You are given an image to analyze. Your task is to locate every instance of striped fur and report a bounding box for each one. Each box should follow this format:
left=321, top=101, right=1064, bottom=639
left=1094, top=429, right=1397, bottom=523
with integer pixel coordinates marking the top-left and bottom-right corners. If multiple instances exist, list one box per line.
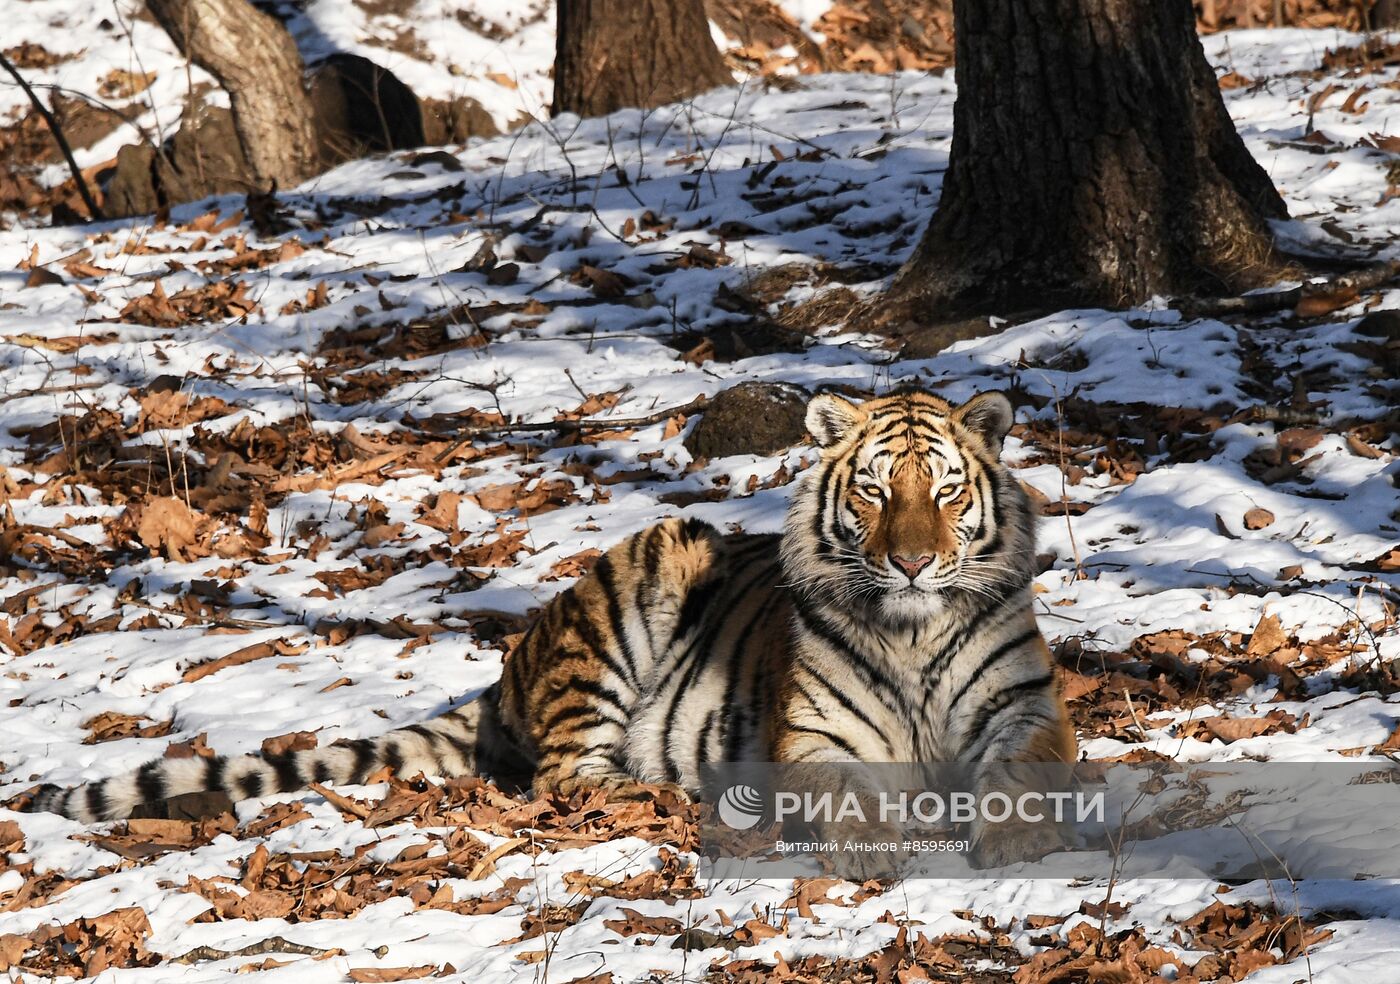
left=32, top=387, right=1073, bottom=825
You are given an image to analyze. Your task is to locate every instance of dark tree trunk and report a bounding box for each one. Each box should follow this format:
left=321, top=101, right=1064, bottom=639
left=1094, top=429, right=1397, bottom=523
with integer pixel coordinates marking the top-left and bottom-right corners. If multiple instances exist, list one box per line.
left=1372, top=0, right=1400, bottom=27
left=552, top=0, right=733, bottom=117
left=883, top=0, right=1289, bottom=326
left=146, top=0, right=320, bottom=189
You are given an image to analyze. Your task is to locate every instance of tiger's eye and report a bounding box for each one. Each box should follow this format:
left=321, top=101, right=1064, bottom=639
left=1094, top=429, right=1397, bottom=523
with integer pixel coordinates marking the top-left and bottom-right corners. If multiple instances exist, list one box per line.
left=937, top=484, right=967, bottom=504
left=860, top=484, right=884, bottom=500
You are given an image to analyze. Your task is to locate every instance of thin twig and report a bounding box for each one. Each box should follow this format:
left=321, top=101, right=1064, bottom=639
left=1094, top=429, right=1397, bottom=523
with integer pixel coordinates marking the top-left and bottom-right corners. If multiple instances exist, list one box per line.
left=124, top=597, right=284, bottom=630
left=1176, top=258, right=1400, bottom=320
left=433, top=395, right=709, bottom=464
left=173, top=936, right=340, bottom=964
left=1122, top=688, right=1149, bottom=742
left=0, top=51, right=103, bottom=220
left=0, top=381, right=103, bottom=405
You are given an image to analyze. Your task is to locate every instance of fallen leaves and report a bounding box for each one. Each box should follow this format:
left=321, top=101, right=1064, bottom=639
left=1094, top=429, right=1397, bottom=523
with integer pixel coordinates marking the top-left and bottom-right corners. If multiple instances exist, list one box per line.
left=24, top=265, right=62, bottom=287
left=98, top=68, right=156, bottom=99
left=470, top=477, right=579, bottom=516
left=1367, top=546, right=1400, bottom=573
left=1176, top=709, right=1301, bottom=744
left=1055, top=621, right=1345, bottom=743
left=603, top=907, right=685, bottom=938
left=0, top=820, right=25, bottom=853
left=88, top=815, right=235, bottom=860
left=136, top=389, right=231, bottom=431
left=16, top=907, right=158, bottom=978
left=1246, top=612, right=1288, bottom=656
left=415, top=490, right=463, bottom=534
left=573, top=263, right=632, bottom=298
left=118, top=279, right=257, bottom=326
left=83, top=711, right=173, bottom=744
left=262, top=730, right=318, bottom=756
left=134, top=496, right=200, bottom=561
left=183, top=638, right=308, bottom=683
left=1008, top=897, right=1333, bottom=984
left=544, top=548, right=601, bottom=580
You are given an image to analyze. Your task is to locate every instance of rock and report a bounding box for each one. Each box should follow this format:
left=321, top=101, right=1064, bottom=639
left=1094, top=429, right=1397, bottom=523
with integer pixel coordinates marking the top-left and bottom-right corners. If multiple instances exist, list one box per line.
left=105, top=54, right=431, bottom=218
left=421, top=95, right=500, bottom=144
left=104, top=103, right=254, bottom=219
left=684, top=382, right=809, bottom=460
left=1355, top=309, right=1400, bottom=340
left=409, top=149, right=463, bottom=172
left=309, top=53, right=425, bottom=165
left=102, top=144, right=161, bottom=218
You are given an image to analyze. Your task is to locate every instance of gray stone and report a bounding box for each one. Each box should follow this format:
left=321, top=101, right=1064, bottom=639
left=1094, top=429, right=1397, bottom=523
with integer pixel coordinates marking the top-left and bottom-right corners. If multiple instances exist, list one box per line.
left=684, top=382, right=810, bottom=460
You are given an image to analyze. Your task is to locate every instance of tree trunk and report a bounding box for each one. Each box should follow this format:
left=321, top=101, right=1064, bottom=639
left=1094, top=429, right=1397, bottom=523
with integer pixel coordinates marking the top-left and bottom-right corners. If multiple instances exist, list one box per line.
left=146, top=0, right=320, bottom=189
left=1372, top=0, right=1400, bottom=27
left=882, top=0, right=1289, bottom=325
left=552, top=0, right=733, bottom=117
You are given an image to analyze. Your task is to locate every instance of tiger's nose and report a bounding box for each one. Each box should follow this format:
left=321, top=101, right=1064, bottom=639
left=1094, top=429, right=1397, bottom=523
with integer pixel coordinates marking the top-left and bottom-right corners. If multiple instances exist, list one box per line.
left=889, top=553, right=934, bottom=579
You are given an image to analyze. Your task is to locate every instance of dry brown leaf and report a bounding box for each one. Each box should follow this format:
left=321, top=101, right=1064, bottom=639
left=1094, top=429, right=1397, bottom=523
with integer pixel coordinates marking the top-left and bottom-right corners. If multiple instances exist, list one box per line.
left=83, top=711, right=173, bottom=744
left=184, top=638, right=306, bottom=683
left=1369, top=546, right=1400, bottom=572
left=1246, top=612, right=1287, bottom=656
left=1296, top=284, right=1360, bottom=317
left=1345, top=433, right=1384, bottom=459
left=603, top=907, right=685, bottom=938
left=1187, top=710, right=1298, bottom=743
left=576, top=264, right=629, bottom=298
left=361, top=523, right=405, bottom=547
left=455, top=526, right=530, bottom=568
left=1377, top=724, right=1400, bottom=753
left=24, top=266, right=62, bottom=288
left=0, top=820, right=24, bottom=853
left=416, top=491, right=463, bottom=533
left=545, top=548, right=601, bottom=581
left=0, top=935, right=29, bottom=972
left=1243, top=507, right=1275, bottom=530
left=164, top=732, right=215, bottom=758
left=135, top=496, right=200, bottom=561
left=262, top=730, right=318, bottom=756
left=237, top=889, right=296, bottom=920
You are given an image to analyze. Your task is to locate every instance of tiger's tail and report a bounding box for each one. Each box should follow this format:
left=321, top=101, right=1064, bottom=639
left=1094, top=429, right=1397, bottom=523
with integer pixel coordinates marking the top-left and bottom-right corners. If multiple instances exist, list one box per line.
left=30, top=686, right=521, bottom=823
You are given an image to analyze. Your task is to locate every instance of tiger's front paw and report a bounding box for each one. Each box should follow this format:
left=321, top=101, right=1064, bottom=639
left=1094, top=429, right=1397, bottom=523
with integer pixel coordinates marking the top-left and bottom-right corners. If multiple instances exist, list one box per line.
left=820, top=819, right=906, bottom=881
left=549, top=774, right=692, bottom=806
left=604, top=779, right=693, bottom=805
left=969, top=818, right=1067, bottom=869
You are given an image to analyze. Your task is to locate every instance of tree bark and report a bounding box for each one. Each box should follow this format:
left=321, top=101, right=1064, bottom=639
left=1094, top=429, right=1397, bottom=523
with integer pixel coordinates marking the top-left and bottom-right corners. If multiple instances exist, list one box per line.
left=1372, top=0, right=1400, bottom=27
left=146, top=0, right=320, bottom=189
left=882, top=0, right=1289, bottom=325
left=552, top=0, right=734, bottom=117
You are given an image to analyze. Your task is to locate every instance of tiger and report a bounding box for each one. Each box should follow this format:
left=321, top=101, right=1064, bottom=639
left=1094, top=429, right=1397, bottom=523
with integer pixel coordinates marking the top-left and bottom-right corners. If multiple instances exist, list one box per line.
left=30, top=387, right=1075, bottom=865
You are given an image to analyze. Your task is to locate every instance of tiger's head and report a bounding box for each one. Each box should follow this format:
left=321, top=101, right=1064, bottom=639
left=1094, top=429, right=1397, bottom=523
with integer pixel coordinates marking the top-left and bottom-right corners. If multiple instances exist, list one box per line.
left=781, top=387, right=1034, bottom=624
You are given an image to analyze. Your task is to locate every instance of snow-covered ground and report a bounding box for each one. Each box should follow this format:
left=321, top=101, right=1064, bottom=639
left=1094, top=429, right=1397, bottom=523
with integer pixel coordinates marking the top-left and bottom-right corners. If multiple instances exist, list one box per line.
left=2, top=12, right=1400, bottom=984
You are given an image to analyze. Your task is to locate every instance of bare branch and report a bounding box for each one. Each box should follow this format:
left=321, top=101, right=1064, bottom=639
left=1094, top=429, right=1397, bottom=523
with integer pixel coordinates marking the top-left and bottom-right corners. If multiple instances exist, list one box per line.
left=0, top=51, right=104, bottom=220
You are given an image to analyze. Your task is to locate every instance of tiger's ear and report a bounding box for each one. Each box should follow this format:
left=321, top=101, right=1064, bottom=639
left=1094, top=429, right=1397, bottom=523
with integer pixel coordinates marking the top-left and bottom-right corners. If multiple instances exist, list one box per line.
left=805, top=393, right=863, bottom=447
left=954, top=391, right=1014, bottom=454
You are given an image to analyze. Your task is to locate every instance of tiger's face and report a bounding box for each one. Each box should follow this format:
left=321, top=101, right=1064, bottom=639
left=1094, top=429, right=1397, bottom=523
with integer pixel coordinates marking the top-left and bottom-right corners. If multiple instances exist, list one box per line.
left=783, top=387, right=1030, bottom=623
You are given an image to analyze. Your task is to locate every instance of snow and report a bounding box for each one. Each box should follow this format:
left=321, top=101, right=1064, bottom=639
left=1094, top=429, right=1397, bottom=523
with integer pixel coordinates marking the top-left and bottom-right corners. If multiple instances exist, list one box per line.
left=2, top=11, right=1400, bottom=984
